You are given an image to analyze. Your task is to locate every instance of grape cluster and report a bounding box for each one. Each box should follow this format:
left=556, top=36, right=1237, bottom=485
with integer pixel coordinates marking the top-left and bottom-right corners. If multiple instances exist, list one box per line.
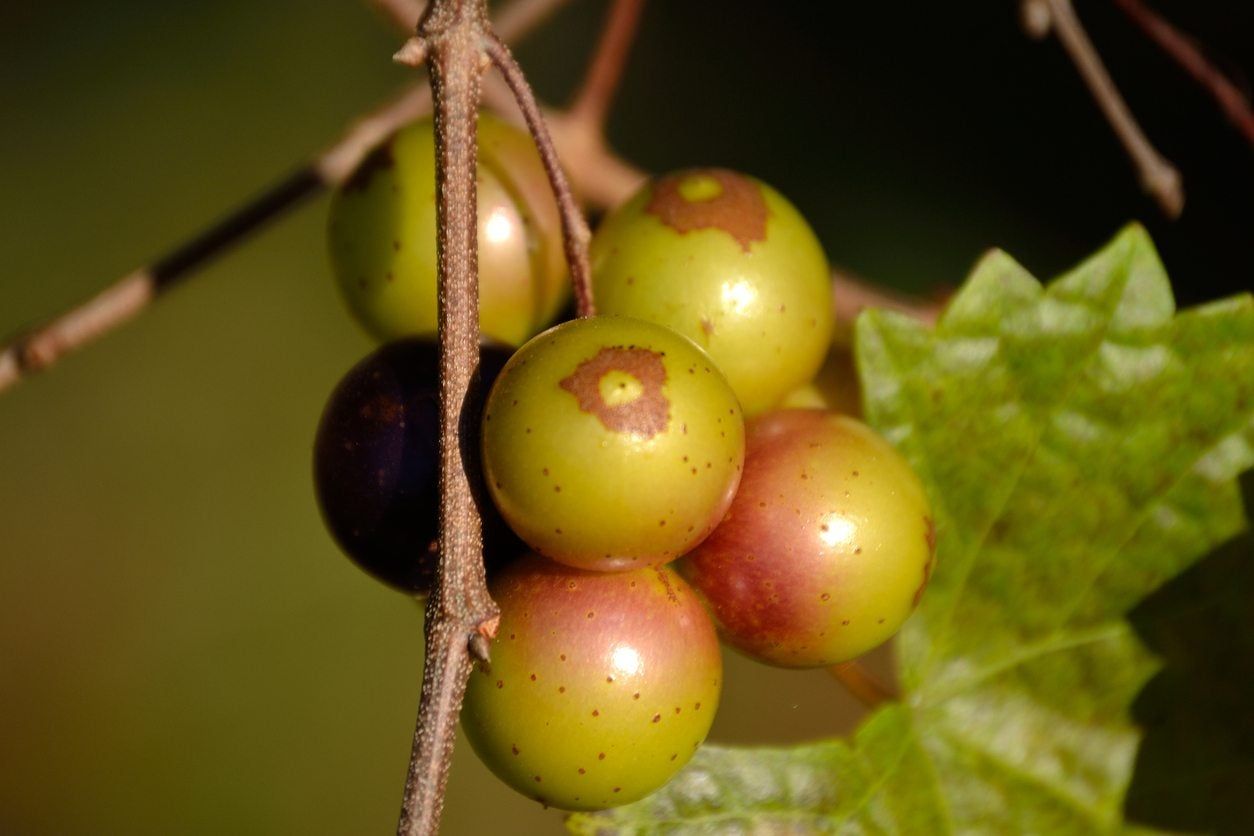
left=314, top=125, right=936, bottom=811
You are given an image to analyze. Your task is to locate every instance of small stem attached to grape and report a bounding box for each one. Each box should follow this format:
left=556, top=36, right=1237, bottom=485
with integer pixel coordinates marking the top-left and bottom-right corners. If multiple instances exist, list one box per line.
left=484, top=34, right=596, bottom=318
left=567, top=0, right=647, bottom=133
left=828, top=661, right=896, bottom=710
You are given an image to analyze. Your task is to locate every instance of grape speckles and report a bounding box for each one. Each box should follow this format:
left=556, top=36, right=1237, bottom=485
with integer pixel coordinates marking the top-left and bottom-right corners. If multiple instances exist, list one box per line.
left=482, top=316, right=744, bottom=571
left=680, top=410, right=935, bottom=667
left=461, top=556, right=722, bottom=810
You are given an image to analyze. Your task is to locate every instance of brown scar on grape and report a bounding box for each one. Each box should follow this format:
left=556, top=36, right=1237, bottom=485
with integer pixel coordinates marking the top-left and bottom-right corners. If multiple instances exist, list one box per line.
left=914, top=550, right=936, bottom=609
left=912, top=517, right=938, bottom=608
left=342, top=142, right=395, bottom=193
left=655, top=569, right=679, bottom=604
left=559, top=347, right=670, bottom=437
left=645, top=169, right=768, bottom=252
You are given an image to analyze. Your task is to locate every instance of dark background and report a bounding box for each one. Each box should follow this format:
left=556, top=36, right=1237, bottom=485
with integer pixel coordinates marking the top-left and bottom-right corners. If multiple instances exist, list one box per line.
left=1, top=1, right=1249, bottom=833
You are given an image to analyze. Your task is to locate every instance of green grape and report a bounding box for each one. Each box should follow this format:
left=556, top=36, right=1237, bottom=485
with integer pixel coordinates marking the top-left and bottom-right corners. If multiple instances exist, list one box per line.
left=680, top=409, right=936, bottom=667
left=590, top=168, right=834, bottom=415
left=462, top=555, right=722, bottom=810
left=481, top=315, right=745, bottom=571
left=327, top=113, right=567, bottom=346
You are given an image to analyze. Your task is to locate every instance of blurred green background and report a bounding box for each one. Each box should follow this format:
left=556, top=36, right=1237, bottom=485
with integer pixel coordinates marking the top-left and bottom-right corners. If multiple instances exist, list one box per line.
left=1, top=1, right=1249, bottom=834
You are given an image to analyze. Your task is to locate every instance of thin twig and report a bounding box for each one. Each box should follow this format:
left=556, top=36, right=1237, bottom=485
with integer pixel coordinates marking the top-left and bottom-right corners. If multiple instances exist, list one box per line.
left=0, top=166, right=326, bottom=394
left=831, top=270, right=943, bottom=334
left=828, top=661, right=895, bottom=709
left=480, top=55, right=648, bottom=209
left=567, top=0, right=646, bottom=130
left=0, top=0, right=570, bottom=397
left=1039, top=0, right=1184, bottom=218
left=394, top=4, right=499, bottom=834
left=541, top=0, right=649, bottom=211
left=1113, top=0, right=1254, bottom=147
left=482, top=34, right=596, bottom=317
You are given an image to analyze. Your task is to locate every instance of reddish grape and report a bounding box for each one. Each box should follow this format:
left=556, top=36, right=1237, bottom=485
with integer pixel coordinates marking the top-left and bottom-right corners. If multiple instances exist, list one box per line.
left=681, top=410, right=935, bottom=667
left=462, top=555, right=722, bottom=810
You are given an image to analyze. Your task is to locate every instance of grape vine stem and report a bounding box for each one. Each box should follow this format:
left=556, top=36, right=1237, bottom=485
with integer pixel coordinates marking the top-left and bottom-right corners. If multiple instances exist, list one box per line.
left=394, top=4, right=498, bottom=836
left=0, top=0, right=571, bottom=396
left=480, top=34, right=595, bottom=317
left=567, top=0, right=644, bottom=131
left=1112, top=0, right=1254, bottom=148
left=828, top=661, right=895, bottom=710
left=1022, top=0, right=1183, bottom=218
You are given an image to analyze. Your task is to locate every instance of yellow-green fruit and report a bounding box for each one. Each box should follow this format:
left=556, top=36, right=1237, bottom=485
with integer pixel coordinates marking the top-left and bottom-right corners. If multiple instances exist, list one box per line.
left=462, top=556, right=722, bottom=810
left=327, top=114, right=567, bottom=345
left=591, top=168, right=833, bottom=415
left=482, top=315, right=745, bottom=571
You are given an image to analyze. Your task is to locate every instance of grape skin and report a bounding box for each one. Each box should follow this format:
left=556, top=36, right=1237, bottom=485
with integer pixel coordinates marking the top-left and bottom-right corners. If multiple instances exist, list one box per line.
left=313, top=338, right=517, bottom=593
left=681, top=409, right=936, bottom=667
left=591, top=168, right=834, bottom=415
left=327, top=114, right=568, bottom=346
left=461, top=555, right=722, bottom=810
left=481, top=315, right=745, bottom=572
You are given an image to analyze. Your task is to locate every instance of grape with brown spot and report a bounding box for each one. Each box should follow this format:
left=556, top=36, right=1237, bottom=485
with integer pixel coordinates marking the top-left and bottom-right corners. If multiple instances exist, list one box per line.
left=481, top=316, right=745, bottom=571
left=461, top=555, right=722, bottom=810
left=680, top=410, right=936, bottom=667
left=591, top=168, right=834, bottom=415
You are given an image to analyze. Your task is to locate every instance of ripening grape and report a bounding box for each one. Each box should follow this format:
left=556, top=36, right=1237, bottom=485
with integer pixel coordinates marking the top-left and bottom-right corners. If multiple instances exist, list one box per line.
left=590, top=168, right=833, bottom=415
left=313, top=338, right=518, bottom=593
left=680, top=409, right=935, bottom=667
left=327, top=113, right=568, bottom=346
left=461, top=555, right=722, bottom=810
left=481, top=315, right=745, bottom=571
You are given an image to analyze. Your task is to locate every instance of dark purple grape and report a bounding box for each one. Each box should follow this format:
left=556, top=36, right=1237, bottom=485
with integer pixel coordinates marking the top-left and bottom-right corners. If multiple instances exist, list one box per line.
left=314, top=338, right=517, bottom=593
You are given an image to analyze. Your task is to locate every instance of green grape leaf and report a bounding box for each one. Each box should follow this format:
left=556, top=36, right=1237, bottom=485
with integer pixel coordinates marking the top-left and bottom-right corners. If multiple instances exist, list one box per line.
left=568, top=225, right=1254, bottom=835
